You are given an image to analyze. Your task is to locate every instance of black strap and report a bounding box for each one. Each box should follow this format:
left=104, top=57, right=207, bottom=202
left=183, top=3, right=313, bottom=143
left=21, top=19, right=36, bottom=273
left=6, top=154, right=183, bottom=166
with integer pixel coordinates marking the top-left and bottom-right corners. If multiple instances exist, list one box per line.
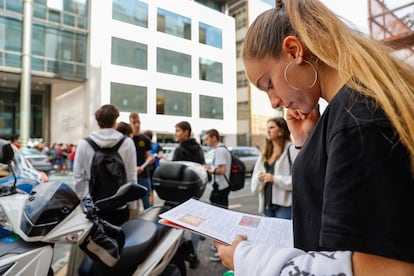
left=287, top=144, right=293, bottom=174
left=85, top=136, right=126, bottom=152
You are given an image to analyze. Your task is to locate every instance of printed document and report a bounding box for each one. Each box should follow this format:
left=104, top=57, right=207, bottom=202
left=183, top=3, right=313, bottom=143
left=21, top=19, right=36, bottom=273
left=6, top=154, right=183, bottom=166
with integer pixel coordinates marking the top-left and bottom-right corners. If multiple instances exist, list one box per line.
left=159, top=198, right=293, bottom=247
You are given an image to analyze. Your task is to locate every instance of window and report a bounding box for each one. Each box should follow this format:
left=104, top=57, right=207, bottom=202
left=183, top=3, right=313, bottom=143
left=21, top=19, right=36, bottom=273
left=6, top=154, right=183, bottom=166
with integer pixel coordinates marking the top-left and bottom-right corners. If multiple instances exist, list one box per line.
left=237, top=102, right=249, bottom=120
left=156, top=89, right=191, bottom=117
left=111, top=37, right=147, bottom=70
left=199, top=95, right=223, bottom=119
left=236, top=40, right=243, bottom=58
left=157, top=8, right=191, bottom=40
left=199, top=22, right=222, bottom=49
left=237, top=71, right=248, bottom=88
left=199, top=58, right=222, bottom=83
left=111, top=82, right=147, bottom=113
left=230, top=4, right=246, bottom=30
left=157, top=48, right=191, bottom=78
left=112, top=0, right=148, bottom=28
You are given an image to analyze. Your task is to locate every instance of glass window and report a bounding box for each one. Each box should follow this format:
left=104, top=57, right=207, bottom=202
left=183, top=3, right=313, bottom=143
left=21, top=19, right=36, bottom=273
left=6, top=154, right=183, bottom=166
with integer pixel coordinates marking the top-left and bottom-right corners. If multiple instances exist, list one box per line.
left=237, top=102, right=249, bottom=120
left=199, top=58, right=222, bottom=83
left=237, top=71, right=248, bottom=88
left=157, top=8, right=191, bottom=40
left=49, top=10, right=61, bottom=23
left=60, top=30, right=86, bottom=63
left=64, top=0, right=88, bottom=16
left=32, top=24, right=46, bottom=56
left=236, top=40, right=243, bottom=58
left=156, top=89, right=191, bottom=117
left=111, top=82, right=147, bottom=113
left=199, top=22, right=222, bottom=49
left=5, top=53, right=21, bottom=68
left=157, top=48, right=191, bottom=78
left=5, top=18, right=22, bottom=52
left=0, top=18, right=5, bottom=51
left=111, top=37, right=147, bottom=70
left=34, top=3, right=47, bottom=19
left=6, top=0, right=23, bottom=13
left=199, top=95, right=223, bottom=119
left=112, top=0, right=148, bottom=28
left=230, top=4, right=246, bottom=30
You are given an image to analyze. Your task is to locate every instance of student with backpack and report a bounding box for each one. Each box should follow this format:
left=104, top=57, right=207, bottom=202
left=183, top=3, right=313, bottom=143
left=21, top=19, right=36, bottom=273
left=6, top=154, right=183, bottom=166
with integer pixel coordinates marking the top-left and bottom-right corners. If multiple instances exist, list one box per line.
left=73, top=104, right=137, bottom=226
left=203, top=128, right=232, bottom=262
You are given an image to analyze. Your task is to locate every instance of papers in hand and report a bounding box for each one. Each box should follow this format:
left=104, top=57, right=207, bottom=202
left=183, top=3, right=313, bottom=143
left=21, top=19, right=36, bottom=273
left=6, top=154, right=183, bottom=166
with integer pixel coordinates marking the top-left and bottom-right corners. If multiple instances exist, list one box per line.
left=159, top=198, right=293, bottom=247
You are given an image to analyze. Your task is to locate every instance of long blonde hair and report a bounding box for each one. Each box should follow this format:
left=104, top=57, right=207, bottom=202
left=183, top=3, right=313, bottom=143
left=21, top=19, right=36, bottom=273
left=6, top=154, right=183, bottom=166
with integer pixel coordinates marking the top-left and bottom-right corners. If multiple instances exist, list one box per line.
left=243, top=0, right=414, bottom=171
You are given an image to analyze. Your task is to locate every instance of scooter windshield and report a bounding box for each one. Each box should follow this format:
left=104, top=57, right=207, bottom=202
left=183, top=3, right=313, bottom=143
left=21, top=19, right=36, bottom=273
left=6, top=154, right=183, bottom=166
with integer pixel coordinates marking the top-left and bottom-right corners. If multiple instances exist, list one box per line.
left=21, top=182, right=80, bottom=237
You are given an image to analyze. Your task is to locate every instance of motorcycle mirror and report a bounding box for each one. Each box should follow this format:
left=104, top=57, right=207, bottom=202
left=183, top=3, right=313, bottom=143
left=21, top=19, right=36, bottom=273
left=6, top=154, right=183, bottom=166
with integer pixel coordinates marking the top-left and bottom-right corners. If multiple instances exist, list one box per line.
left=115, top=182, right=147, bottom=202
left=0, top=142, right=14, bottom=164
left=95, top=183, right=147, bottom=211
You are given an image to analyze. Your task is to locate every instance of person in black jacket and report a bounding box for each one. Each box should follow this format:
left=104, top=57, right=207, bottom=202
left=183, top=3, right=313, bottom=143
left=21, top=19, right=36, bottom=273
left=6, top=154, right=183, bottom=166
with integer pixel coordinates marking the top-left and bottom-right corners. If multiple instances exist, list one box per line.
left=172, top=121, right=205, bottom=269
left=172, top=121, right=205, bottom=165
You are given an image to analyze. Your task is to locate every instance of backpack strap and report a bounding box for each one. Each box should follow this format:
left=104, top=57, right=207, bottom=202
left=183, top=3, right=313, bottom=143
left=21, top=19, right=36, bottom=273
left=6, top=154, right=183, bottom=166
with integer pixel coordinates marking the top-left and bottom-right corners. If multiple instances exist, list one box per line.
left=217, top=145, right=231, bottom=186
left=111, top=136, right=126, bottom=152
left=84, top=136, right=126, bottom=152
left=85, top=137, right=100, bottom=152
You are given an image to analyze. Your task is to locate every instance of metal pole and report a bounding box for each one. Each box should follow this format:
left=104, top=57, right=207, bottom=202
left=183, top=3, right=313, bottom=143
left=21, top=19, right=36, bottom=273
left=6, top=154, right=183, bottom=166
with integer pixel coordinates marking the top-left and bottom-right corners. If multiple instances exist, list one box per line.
left=20, top=0, right=33, bottom=149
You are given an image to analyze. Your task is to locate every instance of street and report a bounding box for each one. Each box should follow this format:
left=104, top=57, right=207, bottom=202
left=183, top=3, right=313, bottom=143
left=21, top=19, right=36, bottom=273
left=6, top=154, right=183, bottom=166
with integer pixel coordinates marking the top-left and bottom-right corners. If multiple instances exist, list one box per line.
left=49, top=173, right=259, bottom=276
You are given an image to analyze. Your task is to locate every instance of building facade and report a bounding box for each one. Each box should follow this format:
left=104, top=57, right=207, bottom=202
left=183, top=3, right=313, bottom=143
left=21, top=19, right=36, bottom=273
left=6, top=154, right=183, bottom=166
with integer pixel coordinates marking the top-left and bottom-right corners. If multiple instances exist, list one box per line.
left=1, top=0, right=237, bottom=146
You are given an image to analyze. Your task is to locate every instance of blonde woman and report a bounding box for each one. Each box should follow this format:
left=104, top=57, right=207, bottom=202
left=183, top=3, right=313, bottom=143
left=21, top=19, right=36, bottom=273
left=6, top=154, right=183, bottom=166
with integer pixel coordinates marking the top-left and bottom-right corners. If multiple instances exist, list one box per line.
left=251, top=117, right=298, bottom=218
left=216, top=0, right=414, bottom=275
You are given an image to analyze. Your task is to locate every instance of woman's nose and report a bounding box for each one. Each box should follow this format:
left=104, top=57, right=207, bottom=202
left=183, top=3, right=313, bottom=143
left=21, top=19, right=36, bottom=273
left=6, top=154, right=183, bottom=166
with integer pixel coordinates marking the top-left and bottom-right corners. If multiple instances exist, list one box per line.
left=268, top=94, right=282, bottom=109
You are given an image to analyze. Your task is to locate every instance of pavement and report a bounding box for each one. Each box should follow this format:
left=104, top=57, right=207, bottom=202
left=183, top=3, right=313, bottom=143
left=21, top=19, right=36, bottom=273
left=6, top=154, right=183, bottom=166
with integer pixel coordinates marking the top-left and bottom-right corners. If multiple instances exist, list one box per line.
left=48, top=172, right=258, bottom=276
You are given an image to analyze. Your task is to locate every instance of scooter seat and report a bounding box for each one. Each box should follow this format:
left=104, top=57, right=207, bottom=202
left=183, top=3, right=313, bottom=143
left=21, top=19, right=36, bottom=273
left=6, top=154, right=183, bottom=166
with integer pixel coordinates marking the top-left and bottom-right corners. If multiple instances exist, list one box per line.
left=115, top=218, right=158, bottom=271
left=79, top=218, right=158, bottom=275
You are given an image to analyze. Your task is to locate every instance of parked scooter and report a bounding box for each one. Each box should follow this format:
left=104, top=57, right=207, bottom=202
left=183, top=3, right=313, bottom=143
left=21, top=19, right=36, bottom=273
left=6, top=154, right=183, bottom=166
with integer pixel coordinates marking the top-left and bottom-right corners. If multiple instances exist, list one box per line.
left=0, top=141, right=146, bottom=275
left=0, top=139, right=208, bottom=276
left=74, top=160, right=209, bottom=275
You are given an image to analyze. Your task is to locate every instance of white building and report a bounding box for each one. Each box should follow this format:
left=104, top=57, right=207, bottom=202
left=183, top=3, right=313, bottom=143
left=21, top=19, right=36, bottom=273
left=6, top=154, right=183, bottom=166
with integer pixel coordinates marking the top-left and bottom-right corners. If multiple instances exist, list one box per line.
left=0, top=0, right=237, bottom=146
left=53, top=0, right=237, bottom=145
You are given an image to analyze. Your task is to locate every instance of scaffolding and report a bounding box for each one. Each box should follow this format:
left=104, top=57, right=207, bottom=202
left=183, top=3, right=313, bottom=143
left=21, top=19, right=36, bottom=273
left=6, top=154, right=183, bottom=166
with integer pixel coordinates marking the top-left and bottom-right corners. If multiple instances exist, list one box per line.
left=368, top=0, right=414, bottom=66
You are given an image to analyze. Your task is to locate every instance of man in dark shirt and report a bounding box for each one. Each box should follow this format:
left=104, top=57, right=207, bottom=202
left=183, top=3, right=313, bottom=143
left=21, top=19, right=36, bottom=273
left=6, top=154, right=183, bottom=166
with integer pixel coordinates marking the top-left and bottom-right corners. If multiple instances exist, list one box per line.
left=172, top=121, right=205, bottom=164
left=172, top=121, right=205, bottom=268
left=129, top=112, right=154, bottom=211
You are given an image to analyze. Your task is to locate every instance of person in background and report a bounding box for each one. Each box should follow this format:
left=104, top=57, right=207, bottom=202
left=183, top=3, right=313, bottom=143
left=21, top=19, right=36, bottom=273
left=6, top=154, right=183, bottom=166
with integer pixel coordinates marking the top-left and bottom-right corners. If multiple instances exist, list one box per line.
left=251, top=117, right=298, bottom=219
left=203, top=128, right=231, bottom=262
left=172, top=121, right=205, bottom=164
left=74, top=104, right=137, bottom=225
left=129, top=112, right=155, bottom=210
left=216, top=1, right=414, bottom=275
left=143, top=129, right=164, bottom=205
left=116, top=121, right=133, bottom=137
left=172, top=121, right=205, bottom=269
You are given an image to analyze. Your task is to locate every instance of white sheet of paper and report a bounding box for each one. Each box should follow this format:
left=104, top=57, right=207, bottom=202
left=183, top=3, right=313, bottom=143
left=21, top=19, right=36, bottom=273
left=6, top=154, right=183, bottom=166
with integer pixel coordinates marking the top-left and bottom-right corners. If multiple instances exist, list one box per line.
left=159, top=198, right=293, bottom=247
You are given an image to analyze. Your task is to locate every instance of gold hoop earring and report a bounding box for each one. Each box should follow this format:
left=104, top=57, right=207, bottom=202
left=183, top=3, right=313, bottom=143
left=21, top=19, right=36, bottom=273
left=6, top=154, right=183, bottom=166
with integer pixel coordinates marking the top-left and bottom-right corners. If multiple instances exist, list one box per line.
left=283, top=60, right=318, bottom=91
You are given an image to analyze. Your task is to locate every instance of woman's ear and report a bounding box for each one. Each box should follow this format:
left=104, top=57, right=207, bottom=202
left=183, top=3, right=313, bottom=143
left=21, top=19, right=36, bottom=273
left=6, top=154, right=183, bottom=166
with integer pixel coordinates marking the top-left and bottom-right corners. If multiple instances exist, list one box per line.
left=282, top=36, right=304, bottom=64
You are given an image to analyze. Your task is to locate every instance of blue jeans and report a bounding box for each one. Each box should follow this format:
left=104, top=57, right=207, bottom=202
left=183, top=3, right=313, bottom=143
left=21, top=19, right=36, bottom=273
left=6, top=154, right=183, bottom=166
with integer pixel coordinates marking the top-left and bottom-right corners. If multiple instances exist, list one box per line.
left=139, top=177, right=152, bottom=210
left=265, top=205, right=292, bottom=219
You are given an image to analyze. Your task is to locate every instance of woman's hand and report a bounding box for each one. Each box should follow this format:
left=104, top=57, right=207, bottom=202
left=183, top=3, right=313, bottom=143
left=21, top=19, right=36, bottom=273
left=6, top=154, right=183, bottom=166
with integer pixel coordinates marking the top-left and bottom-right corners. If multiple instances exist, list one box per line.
left=286, top=105, right=320, bottom=146
left=215, top=234, right=248, bottom=270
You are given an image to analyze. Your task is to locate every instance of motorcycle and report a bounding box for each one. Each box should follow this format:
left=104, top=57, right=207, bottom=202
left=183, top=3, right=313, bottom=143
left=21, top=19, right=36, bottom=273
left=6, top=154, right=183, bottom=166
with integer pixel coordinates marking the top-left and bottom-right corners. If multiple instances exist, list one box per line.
left=0, top=140, right=208, bottom=276
left=74, top=160, right=209, bottom=276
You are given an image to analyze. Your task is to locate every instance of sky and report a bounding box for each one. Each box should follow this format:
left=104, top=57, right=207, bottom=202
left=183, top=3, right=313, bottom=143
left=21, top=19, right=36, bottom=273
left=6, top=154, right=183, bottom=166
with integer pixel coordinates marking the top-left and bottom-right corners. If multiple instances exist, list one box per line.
left=320, top=0, right=369, bottom=33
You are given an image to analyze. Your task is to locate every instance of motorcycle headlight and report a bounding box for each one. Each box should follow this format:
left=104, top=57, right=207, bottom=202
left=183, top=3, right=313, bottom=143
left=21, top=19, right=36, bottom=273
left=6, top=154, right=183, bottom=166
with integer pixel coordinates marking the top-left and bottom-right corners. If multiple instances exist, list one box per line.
left=0, top=205, right=13, bottom=237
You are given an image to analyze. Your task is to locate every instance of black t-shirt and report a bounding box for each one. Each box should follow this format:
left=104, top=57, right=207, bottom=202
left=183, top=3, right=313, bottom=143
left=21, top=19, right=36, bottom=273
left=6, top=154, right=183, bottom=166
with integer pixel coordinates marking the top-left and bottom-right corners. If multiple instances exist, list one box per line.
left=293, top=86, right=414, bottom=263
left=132, top=134, right=152, bottom=178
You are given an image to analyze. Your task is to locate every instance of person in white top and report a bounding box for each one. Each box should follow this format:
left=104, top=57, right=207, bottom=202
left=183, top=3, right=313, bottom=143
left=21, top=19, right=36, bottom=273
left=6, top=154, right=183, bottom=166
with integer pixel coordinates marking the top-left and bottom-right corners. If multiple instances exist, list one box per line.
left=251, top=117, right=299, bottom=218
